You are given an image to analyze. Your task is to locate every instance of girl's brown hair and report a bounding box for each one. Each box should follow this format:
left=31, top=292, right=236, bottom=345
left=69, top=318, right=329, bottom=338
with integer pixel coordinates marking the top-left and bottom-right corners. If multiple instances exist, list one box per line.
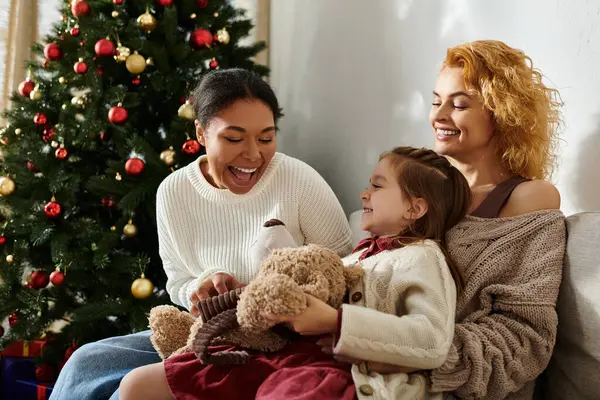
left=381, top=146, right=471, bottom=292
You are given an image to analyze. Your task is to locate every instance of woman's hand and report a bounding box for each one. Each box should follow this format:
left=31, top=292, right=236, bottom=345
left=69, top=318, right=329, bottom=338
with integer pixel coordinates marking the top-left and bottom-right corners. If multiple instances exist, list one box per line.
left=189, top=272, right=246, bottom=317
left=262, top=294, right=338, bottom=336
left=317, top=335, right=421, bottom=375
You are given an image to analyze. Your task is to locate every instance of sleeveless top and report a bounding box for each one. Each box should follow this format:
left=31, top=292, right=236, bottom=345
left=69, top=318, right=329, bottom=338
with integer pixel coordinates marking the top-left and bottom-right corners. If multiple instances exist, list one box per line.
left=470, top=176, right=531, bottom=218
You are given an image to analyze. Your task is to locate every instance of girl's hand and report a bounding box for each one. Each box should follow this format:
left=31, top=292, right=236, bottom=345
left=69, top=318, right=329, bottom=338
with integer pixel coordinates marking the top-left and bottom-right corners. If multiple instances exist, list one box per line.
left=317, top=335, right=421, bottom=375
left=189, top=273, right=246, bottom=317
left=263, top=294, right=338, bottom=336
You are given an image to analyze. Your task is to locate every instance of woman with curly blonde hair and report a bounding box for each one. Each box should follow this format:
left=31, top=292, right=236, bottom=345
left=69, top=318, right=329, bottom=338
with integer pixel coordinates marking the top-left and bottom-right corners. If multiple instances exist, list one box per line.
left=425, top=40, right=567, bottom=399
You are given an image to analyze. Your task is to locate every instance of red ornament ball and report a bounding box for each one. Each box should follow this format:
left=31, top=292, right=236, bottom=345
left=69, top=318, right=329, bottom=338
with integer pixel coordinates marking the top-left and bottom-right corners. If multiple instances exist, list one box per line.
left=96, top=65, right=104, bottom=76
left=27, top=161, right=40, bottom=173
left=125, top=157, right=146, bottom=176
left=108, top=105, right=128, bottom=124
left=132, top=77, right=141, bottom=85
left=34, top=113, right=48, bottom=126
left=74, top=60, right=88, bottom=74
left=100, top=131, right=110, bottom=141
left=94, top=39, right=115, bottom=57
left=18, top=79, right=35, bottom=97
left=197, top=0, right=208, bottom=8
left=44, top=43, right=63, bottom=61
left=182, top=139, right=202, bottom=155
left=50, top=270, right=65, bottom=286
left=8, top=313, right=18, bottom=326
left=31, top=270, right=50, bottom=289
left=0, top=236, right=6, bottom=245
left=102, top=196, right=116, bottom=207
left=44, top=201, right=62, bottom=219
left=209, top=58, right=218, bottom=69
left=113, top=0, right=123, bottom=4
left=36, top=364, right=55, bottom=382
left=71, top=0, right=90, bottom=17
left=42, top=127, right=55, bottom=143
left=70, top=26, right=80, bottom=36
left=55, top=147, right=69, bottom=160
left=157, top=0, right=173, bottom=5
left=190, top=29, right=213, bottom=49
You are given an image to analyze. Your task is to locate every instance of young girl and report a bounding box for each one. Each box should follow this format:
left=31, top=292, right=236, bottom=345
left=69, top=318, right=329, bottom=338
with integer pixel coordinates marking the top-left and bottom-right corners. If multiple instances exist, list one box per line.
left=119, top=146, right=471, bottom=400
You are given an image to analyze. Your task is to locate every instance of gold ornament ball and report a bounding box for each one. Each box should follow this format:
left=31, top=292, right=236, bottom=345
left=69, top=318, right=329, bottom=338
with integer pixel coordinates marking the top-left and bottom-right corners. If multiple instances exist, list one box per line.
left=112, top=10, right=119, bottom=18
left=123, top=222, right=137, bottom=238
left=216, top=28, right=230, bottom=44
left=59, top=76, right=67, bottom=84
left=30, top=88, right=43, bottom=101
left=6, top=254, right=14, bottom=263
left=146, top=57, right=154, bottom=66
left=62, top=103, right=68, bottom=110
left=0, top=176, right=16, bottom=196
left=137, top=11, right=157, bottom=33
left=190, top=13, right=197, bottom=20
left=178, top=101, right=195, bottom=120
left=114, top=45, right=130, bottom=63
left=115, top=172, right=122, bottom=181
left=110, top=226, right=116, bottom=232
left=14, top=128, right=21, bottom=136
left=131, top=276, right=154, bottom=299
left=71, top=96, right=85, bottom=108
left=126, top=52, right=146, bottom=75
left=160, top=147, right=176, bottom=166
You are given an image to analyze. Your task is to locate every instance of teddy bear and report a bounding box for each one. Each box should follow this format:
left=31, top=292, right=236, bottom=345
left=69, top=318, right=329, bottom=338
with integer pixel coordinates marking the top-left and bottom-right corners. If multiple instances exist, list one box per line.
left=149, top=219, right=362, bottom=365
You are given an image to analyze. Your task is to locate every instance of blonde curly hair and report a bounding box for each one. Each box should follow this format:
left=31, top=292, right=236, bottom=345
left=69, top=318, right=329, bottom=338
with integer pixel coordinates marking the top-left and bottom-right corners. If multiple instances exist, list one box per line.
left=443, top=40, right=562, bottom=179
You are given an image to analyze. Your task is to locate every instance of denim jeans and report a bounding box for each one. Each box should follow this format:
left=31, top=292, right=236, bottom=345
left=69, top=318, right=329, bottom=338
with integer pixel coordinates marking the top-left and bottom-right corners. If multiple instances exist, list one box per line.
left=49, top=330, right=161, bottom=400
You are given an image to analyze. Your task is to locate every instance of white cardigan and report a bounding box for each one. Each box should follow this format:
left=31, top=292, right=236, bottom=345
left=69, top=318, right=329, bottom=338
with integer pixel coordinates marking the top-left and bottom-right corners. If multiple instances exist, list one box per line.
left=336, top=240, right=456, bottom=400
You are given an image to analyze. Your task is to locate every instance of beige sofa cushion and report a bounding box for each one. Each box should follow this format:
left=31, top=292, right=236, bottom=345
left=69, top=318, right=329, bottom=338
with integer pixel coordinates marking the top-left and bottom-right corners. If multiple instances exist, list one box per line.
left=543, top=212, right=600, bottom=399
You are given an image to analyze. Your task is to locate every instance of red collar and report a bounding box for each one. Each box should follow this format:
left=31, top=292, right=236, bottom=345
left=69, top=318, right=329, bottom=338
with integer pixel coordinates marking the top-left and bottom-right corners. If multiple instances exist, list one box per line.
left=353, top=236, right=403, bottom=260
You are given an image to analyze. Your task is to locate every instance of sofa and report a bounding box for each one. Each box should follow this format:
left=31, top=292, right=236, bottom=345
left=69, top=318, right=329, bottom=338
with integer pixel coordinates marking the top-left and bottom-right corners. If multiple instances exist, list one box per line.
left=348, top=210, right=600, bottom=399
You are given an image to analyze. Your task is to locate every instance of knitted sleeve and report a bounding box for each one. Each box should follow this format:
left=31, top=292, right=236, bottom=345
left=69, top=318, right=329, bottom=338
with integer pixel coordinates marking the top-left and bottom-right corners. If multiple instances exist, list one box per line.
left=430, top=215, right=566, bottom=399
left=334, top=245, right=457, bottom=369
left=297, top=162, right=353, bottom=256
left=156, top=181, right=228, bottom=310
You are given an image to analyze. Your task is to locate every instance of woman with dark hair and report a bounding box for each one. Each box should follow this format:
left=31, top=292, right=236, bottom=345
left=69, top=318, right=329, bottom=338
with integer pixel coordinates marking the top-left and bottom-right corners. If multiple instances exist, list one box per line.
left=49, top=68, right=353, bottom=400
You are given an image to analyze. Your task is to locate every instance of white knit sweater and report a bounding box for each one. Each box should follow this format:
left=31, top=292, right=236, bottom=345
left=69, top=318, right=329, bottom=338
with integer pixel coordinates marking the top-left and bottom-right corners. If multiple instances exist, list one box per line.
left=156, top=152, right=353, bottom=310
left=336, top=240, right=457, bottom=400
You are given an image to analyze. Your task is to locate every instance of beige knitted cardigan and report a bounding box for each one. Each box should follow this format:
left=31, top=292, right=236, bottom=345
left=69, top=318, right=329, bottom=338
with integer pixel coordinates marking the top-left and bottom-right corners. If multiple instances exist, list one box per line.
left=429, top=210, right=566, bottom=400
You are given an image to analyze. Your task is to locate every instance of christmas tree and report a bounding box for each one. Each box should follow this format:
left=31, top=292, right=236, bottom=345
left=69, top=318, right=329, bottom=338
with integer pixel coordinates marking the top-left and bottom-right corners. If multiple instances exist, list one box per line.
left=0, top=0, right=267, bottom=375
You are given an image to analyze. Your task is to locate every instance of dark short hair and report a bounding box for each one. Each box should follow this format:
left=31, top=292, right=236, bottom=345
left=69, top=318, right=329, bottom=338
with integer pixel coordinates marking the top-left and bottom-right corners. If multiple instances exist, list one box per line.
left=191, top=68, right=283, bottom=128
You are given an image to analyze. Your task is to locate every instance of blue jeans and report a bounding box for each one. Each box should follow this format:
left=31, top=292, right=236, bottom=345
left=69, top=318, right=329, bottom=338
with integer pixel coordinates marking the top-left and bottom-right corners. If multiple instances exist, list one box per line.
left=49, top=330, right=161, bottom=400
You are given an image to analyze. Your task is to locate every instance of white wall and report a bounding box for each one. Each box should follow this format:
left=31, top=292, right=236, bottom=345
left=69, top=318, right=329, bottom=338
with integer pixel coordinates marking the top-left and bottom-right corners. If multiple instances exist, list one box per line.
left=270, top=0, right=600, bottom=216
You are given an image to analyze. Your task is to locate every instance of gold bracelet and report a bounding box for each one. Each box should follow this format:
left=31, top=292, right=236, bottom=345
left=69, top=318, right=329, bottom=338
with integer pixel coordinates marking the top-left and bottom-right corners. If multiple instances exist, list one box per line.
left=359, top=361, right=371, bottom=375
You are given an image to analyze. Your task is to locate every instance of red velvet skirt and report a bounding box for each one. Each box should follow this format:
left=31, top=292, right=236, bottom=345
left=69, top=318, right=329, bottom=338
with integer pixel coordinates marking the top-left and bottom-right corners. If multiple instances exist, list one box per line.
left=164, top=339, right=356, bottom=400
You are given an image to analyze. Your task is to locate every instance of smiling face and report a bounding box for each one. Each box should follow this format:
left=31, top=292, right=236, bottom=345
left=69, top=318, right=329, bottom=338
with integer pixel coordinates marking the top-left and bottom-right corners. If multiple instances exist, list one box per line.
left=359, top=158, right=418, bottom=237
left=429, top=67, right=495, bottom=159
left=197, top=99, right=277, bottom=194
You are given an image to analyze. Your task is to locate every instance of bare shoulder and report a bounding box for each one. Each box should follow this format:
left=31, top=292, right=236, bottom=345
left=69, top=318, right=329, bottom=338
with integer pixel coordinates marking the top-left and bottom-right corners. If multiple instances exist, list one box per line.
left=500, top=179, right=561, bottom=217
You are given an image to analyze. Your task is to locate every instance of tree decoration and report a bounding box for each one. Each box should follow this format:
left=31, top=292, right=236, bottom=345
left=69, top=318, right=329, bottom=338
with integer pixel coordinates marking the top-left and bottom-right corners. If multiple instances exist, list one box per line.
left=182, top=139, right=202, bottom=155
left=29, top=86, right=43, bottom=101
left=44, top=43, right=63, bottom=61
left=44, top=197, right=62, bottom=219
left=42, top=127, right=55, bottom=143
left=108, top=103, right=128, bottom=124
left=71, top=96, right=85, bottom=108
left=132, top=77, right=141, bottom=85
left=157, top=0, right=173, bottom=6
left=131, top=273, right=153, bottom=299
left=137, top=9, right=157, bottom=33
left=125, top=52, right=146, bottom=74
left=95, top=38, right=115, bottom=57
left=8, top=313, right=18, bottom=326
left=74, top=58, right=88, bottom=74
left=114, top=43, right=131, bottom=63
left=112, top=10, right=120, bottom=18
left=101, top=195, right=116, bottom=207
left=55, top=146, right=69, bottom=160
left=71, top=0, right=91, bottom=17
left=31, top=270, right=50, bottom=289
left=160, top=147, right=176, bottom=166
left=27, top=161, right=40, bottom=173
left=113, top=0, right=123, bottom=4
left=209, top=58, right=218, bottom=69
left=0, top=236, right=6, bottom=245
left=0, top=176, right=16, bottom=196
left=125, top=157, right=145, bottom=176
left=190, top=29, right=213, bottom=49
left=58, top=76, right=67, bottom=84
left=6, top=254, right=14, bottom=263
left=178, top=100, right=195, bottom=120
left=50, top=268, right=65, bottom=286
left=123, top=218, right=137, bottom=238
left=18, top=79, right=35, bottom=97
left=70, top=25, right=80, bottom=36
left=216, top=28, right=230, bottom=44
left=197, top=0, right=208, bottom=7
left=34, top=113, right=48, bottom=126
